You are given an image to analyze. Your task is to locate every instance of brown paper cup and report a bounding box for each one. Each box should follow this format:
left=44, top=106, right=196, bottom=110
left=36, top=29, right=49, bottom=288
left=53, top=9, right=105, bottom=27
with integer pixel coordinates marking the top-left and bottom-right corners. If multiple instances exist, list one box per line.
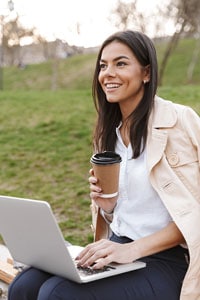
left=90, top=151, right=121, bottom=198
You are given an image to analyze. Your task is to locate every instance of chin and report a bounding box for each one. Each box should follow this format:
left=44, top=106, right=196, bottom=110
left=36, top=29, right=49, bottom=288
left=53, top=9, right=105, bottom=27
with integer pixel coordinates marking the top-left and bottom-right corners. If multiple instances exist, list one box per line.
left=106, top=97, right=119, bottom=103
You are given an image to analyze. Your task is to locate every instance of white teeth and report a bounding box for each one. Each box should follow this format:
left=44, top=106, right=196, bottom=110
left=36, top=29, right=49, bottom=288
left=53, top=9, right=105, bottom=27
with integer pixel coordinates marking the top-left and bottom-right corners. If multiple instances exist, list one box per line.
left=106, top=83, right=120, bottom=88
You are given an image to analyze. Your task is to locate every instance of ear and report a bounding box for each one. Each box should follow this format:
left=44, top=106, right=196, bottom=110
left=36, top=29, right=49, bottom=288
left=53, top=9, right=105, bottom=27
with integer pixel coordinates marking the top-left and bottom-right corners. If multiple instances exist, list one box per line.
left=143, top=65, right=150, bottom=83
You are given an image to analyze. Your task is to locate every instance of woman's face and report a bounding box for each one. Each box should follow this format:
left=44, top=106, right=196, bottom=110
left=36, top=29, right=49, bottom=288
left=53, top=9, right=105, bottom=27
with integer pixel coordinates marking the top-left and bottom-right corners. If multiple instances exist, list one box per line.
left=98, top=41, right=149, bottom=114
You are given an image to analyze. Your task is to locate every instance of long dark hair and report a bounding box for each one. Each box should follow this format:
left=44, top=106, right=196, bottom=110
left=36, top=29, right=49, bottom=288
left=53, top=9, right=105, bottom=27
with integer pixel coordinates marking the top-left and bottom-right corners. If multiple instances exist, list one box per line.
left=92, top=30, right=158, bottom=158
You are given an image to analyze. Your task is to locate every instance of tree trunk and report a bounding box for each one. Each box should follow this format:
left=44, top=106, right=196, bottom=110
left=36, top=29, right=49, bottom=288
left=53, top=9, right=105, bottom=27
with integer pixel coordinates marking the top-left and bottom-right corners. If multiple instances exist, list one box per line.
left=51, top=58, right=58, bottom=91
left=187, top=37, right=200, bottom=83
left=158, top=20, right=187, bottom=86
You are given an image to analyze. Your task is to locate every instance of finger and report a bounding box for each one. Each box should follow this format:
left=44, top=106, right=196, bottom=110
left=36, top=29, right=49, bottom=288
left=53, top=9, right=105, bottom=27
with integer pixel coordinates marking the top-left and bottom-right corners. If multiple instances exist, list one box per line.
left=89, top=183, right=102, bottom=193
left=88, top=243, right=114, bottom=269
left=77, top=240, right=108, bottom=266
left=80, top=247, right=108, bottom=268
left=89, top=168, right=94, bottom=176
left=77, top=248, right=97, bottom=267
left=76, top=241, right=98, bottom=261
left=92, top=256, right=113, bottom=269
left=76, top=244, right=93, bottom=260
left=89, top=176, right=98, bottom=184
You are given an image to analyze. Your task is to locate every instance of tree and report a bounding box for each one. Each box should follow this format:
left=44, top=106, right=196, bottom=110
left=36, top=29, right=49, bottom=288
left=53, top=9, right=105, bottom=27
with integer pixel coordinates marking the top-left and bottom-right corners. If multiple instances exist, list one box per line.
left=109, top=0, right=147, bottom=32
left=187, top=34, right=200, bottom=83
left=1, top=14, right=44, bottom=66
left=109, top=0, right=200, bottom=86
left=158, top=0, right=200, bottom=85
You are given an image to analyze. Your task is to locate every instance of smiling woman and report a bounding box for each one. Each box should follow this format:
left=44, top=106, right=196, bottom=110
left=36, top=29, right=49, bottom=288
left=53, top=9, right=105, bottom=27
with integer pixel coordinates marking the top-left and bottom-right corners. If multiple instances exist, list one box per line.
left=98, top=41, right=150, bottom=117
left=7, top=30, right=200, bottom=300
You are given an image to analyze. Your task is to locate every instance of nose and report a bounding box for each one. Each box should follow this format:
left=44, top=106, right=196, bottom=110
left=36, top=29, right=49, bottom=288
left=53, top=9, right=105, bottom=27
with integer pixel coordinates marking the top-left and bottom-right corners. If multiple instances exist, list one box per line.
left=104, top=65, right=116, bottom=77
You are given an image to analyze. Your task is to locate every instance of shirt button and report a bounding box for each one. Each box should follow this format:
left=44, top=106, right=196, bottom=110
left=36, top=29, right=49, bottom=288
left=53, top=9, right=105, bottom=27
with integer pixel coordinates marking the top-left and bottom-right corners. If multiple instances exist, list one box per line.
left=167, top=153, right=179, bottom=166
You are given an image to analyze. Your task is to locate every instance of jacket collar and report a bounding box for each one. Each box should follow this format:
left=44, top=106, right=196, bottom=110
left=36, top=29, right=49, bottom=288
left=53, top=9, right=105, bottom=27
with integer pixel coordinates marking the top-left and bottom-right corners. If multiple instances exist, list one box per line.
left=149, top=95, right=177, bottom=129
left=147, top=96, right=178, bottom=172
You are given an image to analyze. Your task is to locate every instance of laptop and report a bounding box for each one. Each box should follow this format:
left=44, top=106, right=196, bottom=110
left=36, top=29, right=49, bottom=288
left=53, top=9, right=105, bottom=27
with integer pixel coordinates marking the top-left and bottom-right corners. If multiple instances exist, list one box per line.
left=0, top=195, right=146, bottom=283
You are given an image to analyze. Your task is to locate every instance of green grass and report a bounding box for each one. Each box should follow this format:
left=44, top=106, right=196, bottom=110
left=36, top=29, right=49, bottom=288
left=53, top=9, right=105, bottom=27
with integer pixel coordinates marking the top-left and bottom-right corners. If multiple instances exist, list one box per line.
left=0, top=37, right=200, bottom=246
left=3, top=53, right=97, bottom=91
left=156, top=38, right=200, bottom=85
left=0, top=89, right=96, bottom=245
left=0, top=86, right=199, bottom=246
left=158, top=85, right=200, bottom=113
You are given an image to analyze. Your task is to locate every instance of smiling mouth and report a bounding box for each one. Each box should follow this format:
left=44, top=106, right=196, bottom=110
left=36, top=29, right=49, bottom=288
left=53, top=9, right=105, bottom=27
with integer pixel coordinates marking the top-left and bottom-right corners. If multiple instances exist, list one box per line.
left=105, top=83, right=121, bottom=89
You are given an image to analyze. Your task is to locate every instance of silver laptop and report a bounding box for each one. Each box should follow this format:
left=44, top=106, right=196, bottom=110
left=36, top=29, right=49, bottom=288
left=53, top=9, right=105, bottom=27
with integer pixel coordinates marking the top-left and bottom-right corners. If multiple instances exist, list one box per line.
left=0, top=195, right=146, bottom=283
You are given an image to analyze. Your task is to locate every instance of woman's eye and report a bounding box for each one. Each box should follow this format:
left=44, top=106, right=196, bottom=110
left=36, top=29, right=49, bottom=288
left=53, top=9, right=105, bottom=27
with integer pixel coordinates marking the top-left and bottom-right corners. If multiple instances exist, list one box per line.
left=99, top=63, right=107, bottom=70
left=117, top=61, right=126, bottom=67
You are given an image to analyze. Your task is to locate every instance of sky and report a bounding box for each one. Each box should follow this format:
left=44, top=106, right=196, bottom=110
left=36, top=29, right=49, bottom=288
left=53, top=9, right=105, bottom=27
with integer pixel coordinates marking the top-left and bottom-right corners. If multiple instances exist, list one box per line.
left=1, top=0, right=172, bottom=47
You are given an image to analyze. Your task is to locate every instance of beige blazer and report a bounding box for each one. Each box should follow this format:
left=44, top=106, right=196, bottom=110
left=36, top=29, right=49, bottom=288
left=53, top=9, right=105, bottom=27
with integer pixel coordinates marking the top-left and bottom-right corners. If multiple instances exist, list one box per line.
left=91, top=96, right=200, bottom=300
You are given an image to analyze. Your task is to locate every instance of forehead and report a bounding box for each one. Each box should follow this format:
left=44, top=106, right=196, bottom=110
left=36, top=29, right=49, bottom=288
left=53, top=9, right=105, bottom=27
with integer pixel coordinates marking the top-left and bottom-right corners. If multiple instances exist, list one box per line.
left=100, top=41, right=134, bottom=60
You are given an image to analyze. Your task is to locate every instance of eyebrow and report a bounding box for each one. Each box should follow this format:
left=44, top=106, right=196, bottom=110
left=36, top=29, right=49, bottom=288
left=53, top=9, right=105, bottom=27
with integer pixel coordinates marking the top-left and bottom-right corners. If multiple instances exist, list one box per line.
left=100, top=55, right=130, bottom=62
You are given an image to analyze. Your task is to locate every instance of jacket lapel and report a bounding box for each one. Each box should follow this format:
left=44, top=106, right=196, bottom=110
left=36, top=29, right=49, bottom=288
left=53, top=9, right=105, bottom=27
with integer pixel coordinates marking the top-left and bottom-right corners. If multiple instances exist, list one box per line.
left=147, top=96, right=177, bottom=173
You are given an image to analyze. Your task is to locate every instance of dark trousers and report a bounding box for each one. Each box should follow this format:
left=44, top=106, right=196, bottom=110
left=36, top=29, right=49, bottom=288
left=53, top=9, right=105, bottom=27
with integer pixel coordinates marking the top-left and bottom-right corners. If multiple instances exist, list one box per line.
left=8, top=234, right=189, bottom=300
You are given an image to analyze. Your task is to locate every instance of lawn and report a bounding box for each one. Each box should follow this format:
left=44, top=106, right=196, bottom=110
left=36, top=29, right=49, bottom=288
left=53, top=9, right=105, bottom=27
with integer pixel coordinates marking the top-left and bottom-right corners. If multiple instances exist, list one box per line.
left=0, top=85, right=199, bottom=246
left=0, top=89, right=95, bottom=245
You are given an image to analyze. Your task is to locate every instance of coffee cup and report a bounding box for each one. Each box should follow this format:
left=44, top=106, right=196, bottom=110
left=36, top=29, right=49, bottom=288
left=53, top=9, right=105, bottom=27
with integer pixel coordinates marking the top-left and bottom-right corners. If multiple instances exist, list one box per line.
left=90, top=151, right=122, bottom=199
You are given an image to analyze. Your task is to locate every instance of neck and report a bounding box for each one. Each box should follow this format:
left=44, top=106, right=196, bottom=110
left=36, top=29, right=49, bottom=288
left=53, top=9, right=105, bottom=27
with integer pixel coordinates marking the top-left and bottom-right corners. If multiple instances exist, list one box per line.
left=120, top=121, right=130, bottom=147
left=119, top=92, right=144, bottom=119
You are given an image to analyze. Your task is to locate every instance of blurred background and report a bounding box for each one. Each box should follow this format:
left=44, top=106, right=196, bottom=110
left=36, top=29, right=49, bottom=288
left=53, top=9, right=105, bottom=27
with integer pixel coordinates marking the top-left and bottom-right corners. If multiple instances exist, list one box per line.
left=0, top=0, right=200, bottom=89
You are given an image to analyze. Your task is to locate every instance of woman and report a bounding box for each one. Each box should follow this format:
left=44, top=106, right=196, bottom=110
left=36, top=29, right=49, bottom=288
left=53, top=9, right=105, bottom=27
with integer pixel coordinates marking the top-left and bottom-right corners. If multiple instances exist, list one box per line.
left=8, top=30, right=200, bottom=300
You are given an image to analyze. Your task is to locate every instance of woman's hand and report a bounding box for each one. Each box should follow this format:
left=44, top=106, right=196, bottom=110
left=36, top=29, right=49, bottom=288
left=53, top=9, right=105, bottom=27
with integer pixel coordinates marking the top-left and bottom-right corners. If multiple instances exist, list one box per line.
left=89, top=169, right=118, bottom=213
left=76, top=221, right=185, bottom=269
left=76, top=239, right=140, bottom=269
left=89, top=168, right=103, bottom=200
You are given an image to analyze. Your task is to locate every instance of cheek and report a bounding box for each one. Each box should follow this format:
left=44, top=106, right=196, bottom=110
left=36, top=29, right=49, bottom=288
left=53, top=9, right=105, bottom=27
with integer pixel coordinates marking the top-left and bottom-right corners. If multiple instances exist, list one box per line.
left=98, top=73, right=103, bottom=85
left=98, top=74, right=105, bottom=92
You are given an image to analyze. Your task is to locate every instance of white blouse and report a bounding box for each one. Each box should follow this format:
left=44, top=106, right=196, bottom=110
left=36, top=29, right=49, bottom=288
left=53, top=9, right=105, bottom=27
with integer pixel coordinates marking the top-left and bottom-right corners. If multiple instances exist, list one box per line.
left=110, top=125, right=172, bottom=240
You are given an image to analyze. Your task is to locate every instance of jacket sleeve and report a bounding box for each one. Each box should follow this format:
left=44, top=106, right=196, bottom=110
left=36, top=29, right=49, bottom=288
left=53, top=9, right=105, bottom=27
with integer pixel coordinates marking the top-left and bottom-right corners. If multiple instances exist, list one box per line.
left=90, top=200, right=110, bottom=241
left=183, top=106, right=200, bottom=165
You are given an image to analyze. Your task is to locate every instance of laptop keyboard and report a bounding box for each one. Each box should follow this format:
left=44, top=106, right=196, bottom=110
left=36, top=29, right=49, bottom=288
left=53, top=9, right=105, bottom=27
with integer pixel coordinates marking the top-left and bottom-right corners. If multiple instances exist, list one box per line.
left=77, top=264, right=116, bottom=276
